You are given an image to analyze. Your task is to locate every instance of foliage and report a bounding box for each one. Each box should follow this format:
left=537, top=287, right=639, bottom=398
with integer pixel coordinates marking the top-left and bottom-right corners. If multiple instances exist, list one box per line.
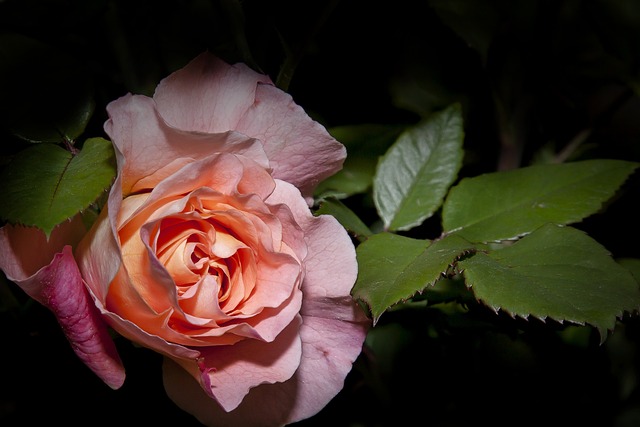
left=1, top=0, right=640, bottom=426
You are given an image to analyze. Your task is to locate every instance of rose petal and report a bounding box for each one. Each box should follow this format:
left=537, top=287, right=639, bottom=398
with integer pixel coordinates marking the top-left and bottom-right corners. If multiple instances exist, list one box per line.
left=281, top=308, right=369, bottom=423
left=104, top=94, right=269, bottom=195
left=237, top=83, right=347, bottom=201
left=163, top=356, right=290, bottom=427
left=162, top=298, right=368, bottom=426
left=267, top=179, right=359, bottom=298
left=153, top=52, right=272, bottom=133
left=187, top=315, right=302, bottom=412
left=163, top=315, right=302, bottom=419
left=95, top=287, right=203, bottom=362
left=76, top=205, right=122, bottom=302
left=153, top=52, right=346, bottom=202
left=129, top=153, right=276, bottom=213
left=13, top=245, right=125, bottom=389
left=299, top=214, right=360, bottom=298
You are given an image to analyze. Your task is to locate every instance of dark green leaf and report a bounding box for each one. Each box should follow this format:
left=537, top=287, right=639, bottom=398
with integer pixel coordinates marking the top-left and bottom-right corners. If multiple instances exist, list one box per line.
left=373, top=103, right=465, bottom=231
left=0, top=137, right=116, bottom=236
left=442, top=159, right=639, bottom=242
left=459, top=224, right=640, bottom=342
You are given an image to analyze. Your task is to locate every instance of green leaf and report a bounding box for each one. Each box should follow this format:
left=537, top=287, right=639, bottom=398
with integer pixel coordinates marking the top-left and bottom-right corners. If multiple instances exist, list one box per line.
left=315, top=124, right=404, bottom=199
left=0, top=137, right=116, bottom=236
left=459, top=224, right=640, bottom=342
left=442, top=159, right=639, bottom=242
left=314, top=197, right=372, bottom=241
left=352, top=232, right=430, bottom=323
left=352, top=232, right=476, bottom=323
left=373, top=103, right=464, bottom=231
left=0, top=33, right=95, bottom=143
left=396, top=232, right=476, bottom=295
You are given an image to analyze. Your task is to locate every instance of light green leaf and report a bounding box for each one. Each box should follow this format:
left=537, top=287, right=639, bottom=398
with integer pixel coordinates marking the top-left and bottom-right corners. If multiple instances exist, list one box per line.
left=459, top=224, right=640, bottom=342
left=373, top=103, right=464, bottom=231
left=314, top=197, right=372, bottom=241
left=442, top=159, right=639, bottom=242
left=0, top=137, right=116, bottom=236
left=352, top=232, right=430, bottom=323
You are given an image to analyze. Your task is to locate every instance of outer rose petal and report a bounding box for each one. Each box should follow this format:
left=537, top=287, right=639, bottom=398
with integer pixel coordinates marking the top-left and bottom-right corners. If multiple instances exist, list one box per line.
left=237, top=83, right=347, bottom=201
left=266, top=180, right=359, bottom=298
left=0, top=217, right=125, bottom=389
left=75, top=185, right=123, bottom=303
left=32, top=246, right=125, bottom=389
left=1, top=239, right=125, bottom=390
left=180, top=316, right=303, bottom=412
left=153, top=52, right=346, bottom=201
left=104, top=93, right=270, bottom=195
left=153, top=53, right=272, bottom=133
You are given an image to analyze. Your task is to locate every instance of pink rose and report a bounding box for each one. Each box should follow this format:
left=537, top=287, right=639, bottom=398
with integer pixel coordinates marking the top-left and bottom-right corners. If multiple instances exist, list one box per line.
left=0, top=52, right=370, bottom=426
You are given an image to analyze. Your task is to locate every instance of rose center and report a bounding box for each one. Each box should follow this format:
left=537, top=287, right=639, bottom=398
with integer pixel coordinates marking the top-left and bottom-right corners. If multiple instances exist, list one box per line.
left=154, top=215, right=254, bottom=312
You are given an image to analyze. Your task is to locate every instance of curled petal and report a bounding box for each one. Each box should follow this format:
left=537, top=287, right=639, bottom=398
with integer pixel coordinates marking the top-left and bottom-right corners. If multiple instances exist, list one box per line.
left=0, top=219, right=125, bottom=389
left=16, top=246, right=125, bottom=389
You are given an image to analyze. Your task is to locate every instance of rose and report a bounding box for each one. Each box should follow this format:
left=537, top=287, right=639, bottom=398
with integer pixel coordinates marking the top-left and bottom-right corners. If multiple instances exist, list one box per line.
left=0, top=52, right=370, bottom=426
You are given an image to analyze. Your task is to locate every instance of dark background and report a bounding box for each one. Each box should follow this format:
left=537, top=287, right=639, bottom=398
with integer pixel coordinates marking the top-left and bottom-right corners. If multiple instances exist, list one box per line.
left=1, top=0, right=640, bottom=425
